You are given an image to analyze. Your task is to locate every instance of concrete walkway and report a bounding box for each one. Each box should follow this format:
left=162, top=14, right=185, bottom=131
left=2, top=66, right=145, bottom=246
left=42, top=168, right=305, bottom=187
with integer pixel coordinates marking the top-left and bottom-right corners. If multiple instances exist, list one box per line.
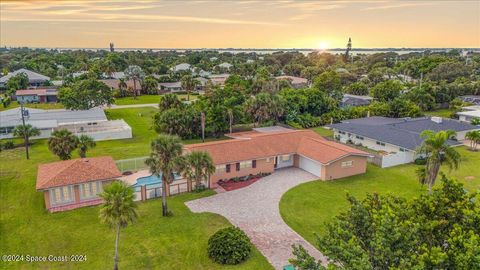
left=103, top=103, right=158, bottom=109
left=186, top=168, right=328, bottom=269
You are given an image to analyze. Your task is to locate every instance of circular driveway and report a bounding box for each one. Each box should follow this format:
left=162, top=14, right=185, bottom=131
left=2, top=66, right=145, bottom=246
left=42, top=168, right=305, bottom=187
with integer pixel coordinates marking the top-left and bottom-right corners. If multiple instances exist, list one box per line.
left=186, top=168, right=328, bottom=269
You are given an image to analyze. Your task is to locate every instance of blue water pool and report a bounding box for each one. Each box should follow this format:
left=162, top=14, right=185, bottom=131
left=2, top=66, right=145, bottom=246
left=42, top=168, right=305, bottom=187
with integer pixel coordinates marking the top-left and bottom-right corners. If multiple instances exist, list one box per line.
left=132, top=173, right=181, bottom=188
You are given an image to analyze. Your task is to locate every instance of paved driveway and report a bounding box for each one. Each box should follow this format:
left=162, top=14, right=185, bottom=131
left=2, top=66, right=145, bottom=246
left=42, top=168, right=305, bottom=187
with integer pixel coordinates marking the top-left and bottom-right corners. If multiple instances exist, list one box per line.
left=186, top=168, right=328, bottom=269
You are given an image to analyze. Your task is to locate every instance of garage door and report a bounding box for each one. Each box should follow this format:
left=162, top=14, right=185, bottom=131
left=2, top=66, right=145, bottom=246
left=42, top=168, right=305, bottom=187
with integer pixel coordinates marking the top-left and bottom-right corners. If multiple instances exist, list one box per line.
left=299, top=156, right=321, bottom=177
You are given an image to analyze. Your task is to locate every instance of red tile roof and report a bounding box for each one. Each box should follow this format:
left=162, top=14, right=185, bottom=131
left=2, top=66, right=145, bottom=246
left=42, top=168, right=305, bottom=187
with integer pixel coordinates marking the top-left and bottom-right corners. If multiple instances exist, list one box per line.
left=16, top=89, right=57, bottom=96
left=36, top=156, right=122, bottom=190
left=184, top=130, right=369, bottom=165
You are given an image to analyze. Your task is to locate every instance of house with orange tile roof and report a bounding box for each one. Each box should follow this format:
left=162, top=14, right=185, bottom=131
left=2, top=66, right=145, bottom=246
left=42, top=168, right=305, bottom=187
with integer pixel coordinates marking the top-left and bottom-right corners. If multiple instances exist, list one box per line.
left=36, top=156, right=122, bottom=212
left=184, top=129, right=371, bottom=188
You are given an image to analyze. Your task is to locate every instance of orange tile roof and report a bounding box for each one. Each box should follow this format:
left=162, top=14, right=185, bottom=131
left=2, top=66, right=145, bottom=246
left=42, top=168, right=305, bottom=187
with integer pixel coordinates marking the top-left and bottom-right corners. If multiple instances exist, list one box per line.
left=184, top=130, right=369, bottom=165
left=36, top=156, right=122, bottom=190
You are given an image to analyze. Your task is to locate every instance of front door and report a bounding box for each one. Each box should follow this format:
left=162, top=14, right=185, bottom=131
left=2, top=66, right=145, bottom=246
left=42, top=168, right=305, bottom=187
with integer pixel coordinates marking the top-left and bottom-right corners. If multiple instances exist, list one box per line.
left=274, top=156, right=278, bottom=168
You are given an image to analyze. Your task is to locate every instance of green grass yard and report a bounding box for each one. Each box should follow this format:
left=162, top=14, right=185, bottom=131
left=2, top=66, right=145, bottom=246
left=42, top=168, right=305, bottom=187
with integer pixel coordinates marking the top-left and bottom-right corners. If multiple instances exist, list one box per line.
left=280, top=147, right=480, bottom=245
left=0, top=101, right=65, bottom=111
left=114, top=94, right=198, bottom=105
left=424, top=108, right=456, bottom=118
left=0, top=107, right=268, bottom=270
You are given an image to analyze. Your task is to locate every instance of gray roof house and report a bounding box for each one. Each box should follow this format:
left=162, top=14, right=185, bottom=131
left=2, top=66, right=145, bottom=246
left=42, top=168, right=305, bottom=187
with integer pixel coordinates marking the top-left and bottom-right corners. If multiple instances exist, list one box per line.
left=0, top=107, right=132, bottom=141
left=0, top=68, right=50, bottom=87
left=328, top=116, right=479, bottom=167
left=340, top=94, right=373, bottom=107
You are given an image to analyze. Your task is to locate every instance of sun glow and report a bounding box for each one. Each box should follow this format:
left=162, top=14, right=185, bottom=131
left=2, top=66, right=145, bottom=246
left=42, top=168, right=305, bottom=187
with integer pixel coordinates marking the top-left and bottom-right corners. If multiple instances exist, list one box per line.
left=317, top=41, right=329, bottom=50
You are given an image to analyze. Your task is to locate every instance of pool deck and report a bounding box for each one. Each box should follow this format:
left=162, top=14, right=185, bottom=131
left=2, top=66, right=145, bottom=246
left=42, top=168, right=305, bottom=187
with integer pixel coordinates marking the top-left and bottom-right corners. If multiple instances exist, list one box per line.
left=120, top=169, right=151, bottom=185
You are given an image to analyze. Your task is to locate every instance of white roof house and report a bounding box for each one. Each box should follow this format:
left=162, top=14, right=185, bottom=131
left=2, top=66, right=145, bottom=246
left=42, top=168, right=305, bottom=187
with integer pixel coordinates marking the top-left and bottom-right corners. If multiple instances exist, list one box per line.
left=218, top=62, right=233, bottom=69
left=457, top=109, right=480, bottom=123
left=0, top=107, right=132, bottom=141
left=0, top=68, right=50, bottom=87
left=171, top=63, right=192, bottom=72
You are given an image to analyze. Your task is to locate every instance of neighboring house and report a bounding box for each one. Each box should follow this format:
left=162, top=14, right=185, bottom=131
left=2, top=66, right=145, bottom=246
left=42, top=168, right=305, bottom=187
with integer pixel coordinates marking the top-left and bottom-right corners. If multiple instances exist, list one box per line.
left=36, top=156, right=122, bottom=212
left=217, top=62, right=233, bottom=70
left=15, top=89, right=58, bottom=103
left=100, top=79, right=142, bottom=92
left=171, top=63, right=192, bottom=72
left=0, top=68, right=50, bottom=88
left=340, top=94, right=373, bottom=107
left=0, top=107, right=132, bottom=141
left=209, top=74, right=230, bottom=86
left=457, top=106, right=480, bottom=123
left=102, top=71, right=125, bottom=79
left=275, top=75, right=309, bottom=89
left=158, top=81, right=183, bottom=92
left=184, top=129, right=370, bottom=188
left=329, top=116, right=479, bottom=167
left=458, top=95, right=480, bottom=105
left=209, top=57, right=218, bottom=62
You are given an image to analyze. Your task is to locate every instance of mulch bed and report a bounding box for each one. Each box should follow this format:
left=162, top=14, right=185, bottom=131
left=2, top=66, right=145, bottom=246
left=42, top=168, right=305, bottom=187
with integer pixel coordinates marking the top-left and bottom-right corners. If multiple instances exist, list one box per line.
left=218, top=177, right=262, bottom=191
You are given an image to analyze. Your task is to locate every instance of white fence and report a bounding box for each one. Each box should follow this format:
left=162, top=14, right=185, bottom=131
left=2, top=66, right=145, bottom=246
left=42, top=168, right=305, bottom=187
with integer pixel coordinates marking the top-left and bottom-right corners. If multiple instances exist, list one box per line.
left=116, top=156, right=149, bottom=172
left=368, top=151, right=414, bottom=168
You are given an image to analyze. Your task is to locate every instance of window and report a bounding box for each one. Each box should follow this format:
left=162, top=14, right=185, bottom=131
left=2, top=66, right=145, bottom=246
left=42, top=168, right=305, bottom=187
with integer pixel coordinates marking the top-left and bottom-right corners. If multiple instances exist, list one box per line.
left=399, top=148, right=407, bottom=152
left=226, top=164, right=231, bottom=173
left=341, top=160, right=353, bottom=168
left=236, top=163, right=240, bottom=171
left=266, top=157, right=271, bottom=163
left=355, top=135, right=364, bottom=140
left=281, top=155, right=291, bottom=162
left=252, top=160, right=257, bottom=168
left=81, top=182, right=102, bottom=200
left=339, top=131, right=346, bottom=135
left=239, top=160, right=252, bottom=169
left=376, top=141, right=386, bottom=146
left=216, top=165, right=226, bottom=173
left=50, top=186, right=74, bottom=205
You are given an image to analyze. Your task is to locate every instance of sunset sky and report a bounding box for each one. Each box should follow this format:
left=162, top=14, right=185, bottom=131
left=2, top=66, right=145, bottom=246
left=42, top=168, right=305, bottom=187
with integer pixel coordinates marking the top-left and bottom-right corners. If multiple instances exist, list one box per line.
left=1, top=0, right=479, bottom=49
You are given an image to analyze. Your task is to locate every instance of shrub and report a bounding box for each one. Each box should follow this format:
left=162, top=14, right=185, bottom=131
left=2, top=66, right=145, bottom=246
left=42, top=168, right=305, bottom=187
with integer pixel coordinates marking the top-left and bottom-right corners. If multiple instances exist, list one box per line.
left=194, top=183, right=206, bottom=192
left=3, top=140, right=15, bottom=149
left=208, top=227, right=252, bottom=265
left=414, top=157, right=427, bottom=165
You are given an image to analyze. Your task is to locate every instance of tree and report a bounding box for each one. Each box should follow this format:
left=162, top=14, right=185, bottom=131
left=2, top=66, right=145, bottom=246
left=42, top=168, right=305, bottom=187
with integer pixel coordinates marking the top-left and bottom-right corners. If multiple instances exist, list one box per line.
left=427, top=61, right=469, bottom=83
left=465, top=130, right=480, bottom=151
left=48, top=129, right=78, bottom=160
left=470, top=118, right=480, bottom=126
left=145, top=135, right=185, bottom=216
left=158, top=93, right=182, bottom=111
left=118, top=78, right=128, bottom=97
left=180, top=74, right=199, bottom=101
left=290, top=176, right=480, bottom=270
left=142, top=75, right=158, bottom=95
left=12, top=124, right=40, bottom=159
left=99, top=181, right=137, bottom=270
left=76, top=135, right=96, bottom=158
left=370, top=80, right=403, bottom=102
left=58, top=79, right=114, bottom=110
left=388, top=97, right=422, bottom=118
left=313, top=70, right=343, bottom=100
left=6, top=73, right=29, bottom=94
left=183, top=151, right=215, bottom=191
left=416, top=130, right=461, bottom=193
left=124, top=65, right=145, bottom=99
left=345, top=81, right=369, bottom=96
left=245, top=93, right=284, bottom=126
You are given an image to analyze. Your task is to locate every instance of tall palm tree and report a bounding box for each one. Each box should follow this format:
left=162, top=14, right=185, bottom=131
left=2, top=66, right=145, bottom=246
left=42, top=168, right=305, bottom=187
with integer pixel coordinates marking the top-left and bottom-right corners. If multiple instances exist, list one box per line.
left=77, top=135, right=96, bottom=158
left=183, top=151, right=215, bottom=191
left=48, top=129, right=78, bottom=160
left=416, top=130, right=461, bottom=194
left=180, top=75, right=199, bottom=101
left=13, top=124, right=40, bottom=160
left=465, top=130, right=480, bottom=151
left=145, top=134, right=184, bottom=216
left=99, top=181, right=137, bottom=270
left=124, top=65, right=145, bottom=99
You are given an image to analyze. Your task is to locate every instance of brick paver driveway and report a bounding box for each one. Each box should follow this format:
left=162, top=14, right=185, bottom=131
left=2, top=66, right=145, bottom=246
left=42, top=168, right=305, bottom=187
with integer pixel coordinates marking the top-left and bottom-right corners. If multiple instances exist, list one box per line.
left=186, top=168, right=328, bottom=269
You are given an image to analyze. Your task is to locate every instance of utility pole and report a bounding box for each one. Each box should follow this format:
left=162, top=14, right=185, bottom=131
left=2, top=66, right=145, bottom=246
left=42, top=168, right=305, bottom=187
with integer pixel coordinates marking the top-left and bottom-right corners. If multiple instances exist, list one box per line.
left=201, top=112, right=205, bottom=143
left=20, top=103, right=30, bottom=160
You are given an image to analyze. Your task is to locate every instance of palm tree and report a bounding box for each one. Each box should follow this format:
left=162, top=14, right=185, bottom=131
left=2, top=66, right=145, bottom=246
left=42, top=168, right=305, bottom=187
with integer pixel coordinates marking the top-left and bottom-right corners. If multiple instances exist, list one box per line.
left=142, top=75, right=159, bottom=95
left=416, top=130, right=461, bottom=194
left=118, top=78, right=128, bottom=97
left=145, top=134, right=184, bottom=216
left=12, top=124, right=40, bottom=160
left=99, top=181, right=137, bottom=270
left=183, top=151, right=215, bottom=191
left=465, top=130, right=480, bottom=151
left=48, top=129, right=78, bottom=160
left=180, top=75, right=199, bottom=101
left=77, top=135, right=96, bottom=158
left=124, top=65, right=145, bottom=99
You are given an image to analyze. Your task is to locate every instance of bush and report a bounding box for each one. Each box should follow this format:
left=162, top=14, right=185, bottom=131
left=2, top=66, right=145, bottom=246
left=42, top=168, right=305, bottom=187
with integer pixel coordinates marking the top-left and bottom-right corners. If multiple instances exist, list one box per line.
left=3, top=141, right=15, bottom=149
left=414, top=157, right=427, bottom=165
left=208, top=227, right=252, bottom=265
left=194, top=183, right=206, bottom=192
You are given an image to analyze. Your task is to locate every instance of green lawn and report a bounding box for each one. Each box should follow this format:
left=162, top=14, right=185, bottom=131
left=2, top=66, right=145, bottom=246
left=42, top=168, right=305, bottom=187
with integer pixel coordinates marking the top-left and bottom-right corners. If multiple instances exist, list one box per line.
left=311, top=127, right=333, bottom=138
left=0, top=108, right=268, bottom=270
left=115, top=94, right=198, bottom=105
left=0, top=101, right=65, bottom=111
left=280, top=147, right=480, bottom=245
left=424, top=108, right=455, bottom=118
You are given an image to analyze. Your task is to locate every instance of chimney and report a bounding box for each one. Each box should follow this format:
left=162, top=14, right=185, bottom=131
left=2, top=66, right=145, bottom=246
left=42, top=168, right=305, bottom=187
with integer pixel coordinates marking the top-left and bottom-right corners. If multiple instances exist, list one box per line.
left=431, top=116, right=443, bottom=124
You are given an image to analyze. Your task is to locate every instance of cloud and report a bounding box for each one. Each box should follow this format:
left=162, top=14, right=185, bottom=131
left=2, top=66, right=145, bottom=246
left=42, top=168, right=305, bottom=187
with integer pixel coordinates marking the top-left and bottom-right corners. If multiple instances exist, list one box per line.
left=362, top=2, right=432, bottom=11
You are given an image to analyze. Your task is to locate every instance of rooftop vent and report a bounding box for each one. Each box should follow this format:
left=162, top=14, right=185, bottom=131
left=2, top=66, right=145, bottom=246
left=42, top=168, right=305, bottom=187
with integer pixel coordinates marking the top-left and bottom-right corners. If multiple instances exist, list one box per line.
left=431, top=116, right=443, bottom=124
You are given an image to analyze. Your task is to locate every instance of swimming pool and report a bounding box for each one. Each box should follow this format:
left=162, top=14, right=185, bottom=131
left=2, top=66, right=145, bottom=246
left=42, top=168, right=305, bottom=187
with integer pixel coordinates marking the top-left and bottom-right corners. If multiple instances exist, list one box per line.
left=132, top=173, right=181, bottom=188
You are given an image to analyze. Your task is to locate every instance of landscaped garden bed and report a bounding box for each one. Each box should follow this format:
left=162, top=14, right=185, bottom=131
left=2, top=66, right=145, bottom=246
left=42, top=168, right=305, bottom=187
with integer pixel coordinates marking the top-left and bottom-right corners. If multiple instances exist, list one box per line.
left=218, top=173, right=270, bottom=191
